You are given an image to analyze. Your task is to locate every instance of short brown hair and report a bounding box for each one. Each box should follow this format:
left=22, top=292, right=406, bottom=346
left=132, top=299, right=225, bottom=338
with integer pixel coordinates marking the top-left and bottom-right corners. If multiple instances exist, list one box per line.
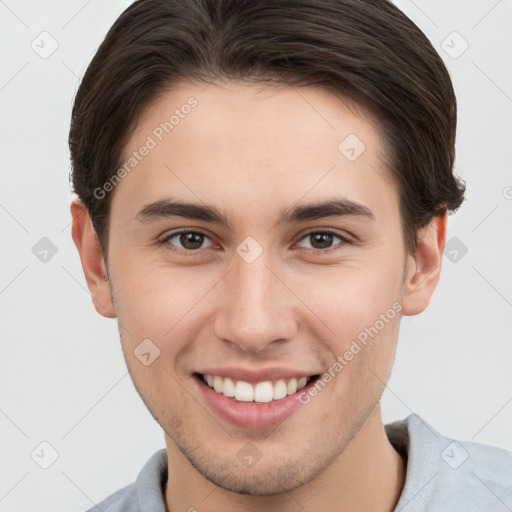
left=69, top=0, right=465, bottom=259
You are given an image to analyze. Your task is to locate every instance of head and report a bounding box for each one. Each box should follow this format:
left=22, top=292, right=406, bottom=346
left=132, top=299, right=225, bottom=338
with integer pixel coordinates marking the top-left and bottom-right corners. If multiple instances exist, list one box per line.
left=70, top=0, right=465, bottom=496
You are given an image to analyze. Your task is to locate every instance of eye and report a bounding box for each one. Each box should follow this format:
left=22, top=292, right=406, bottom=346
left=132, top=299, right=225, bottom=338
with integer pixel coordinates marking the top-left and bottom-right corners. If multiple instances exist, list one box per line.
left=159, top=230, right=214, bottom=254
left=297, top=230, right=349, bottom=252
left=158, top=229, right=350, bottom=256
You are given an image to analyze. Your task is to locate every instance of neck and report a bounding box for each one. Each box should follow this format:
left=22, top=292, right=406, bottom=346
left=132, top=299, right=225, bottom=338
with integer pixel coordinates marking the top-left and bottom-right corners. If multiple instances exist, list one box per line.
left=164, top=404, right=406, bottom=512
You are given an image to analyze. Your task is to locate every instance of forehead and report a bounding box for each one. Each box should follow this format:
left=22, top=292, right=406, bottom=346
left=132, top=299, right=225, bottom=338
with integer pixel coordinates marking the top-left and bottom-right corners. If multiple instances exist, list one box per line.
left=130, top=80, right=382, bottom=161
left=111, top=80, right=397, bottom=224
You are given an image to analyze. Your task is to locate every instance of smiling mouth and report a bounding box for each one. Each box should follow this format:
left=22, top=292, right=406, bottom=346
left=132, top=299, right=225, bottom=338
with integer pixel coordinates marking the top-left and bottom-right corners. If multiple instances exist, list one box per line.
left=195, top=373, right=321, bottom=404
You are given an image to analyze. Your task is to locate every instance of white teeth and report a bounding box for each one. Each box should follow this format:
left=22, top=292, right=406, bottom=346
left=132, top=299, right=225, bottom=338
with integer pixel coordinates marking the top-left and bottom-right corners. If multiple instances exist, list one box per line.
left=297, top=377, right=308, bottom=390
left=235, top=380, right=253, bottom=402
left=273, top=379, right=287, bottom=400
left=213, top=376, right=223, bottom=393
left=287, top=378, right=298, bottom=395
left=202, top=374, right=312, bottom=403
left=254, top=382, right=274, bottom=403
left=223, top=377, right=235, bottom=397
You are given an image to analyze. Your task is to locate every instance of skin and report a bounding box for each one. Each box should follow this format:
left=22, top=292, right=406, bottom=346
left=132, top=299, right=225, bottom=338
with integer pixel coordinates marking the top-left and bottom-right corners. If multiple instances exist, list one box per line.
left=71, top=80, right=447, bottom=512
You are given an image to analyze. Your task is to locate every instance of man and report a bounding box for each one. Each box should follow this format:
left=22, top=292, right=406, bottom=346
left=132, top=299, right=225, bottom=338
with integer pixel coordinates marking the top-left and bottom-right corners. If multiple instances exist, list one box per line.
left=69, top=0, right=512, bottom=510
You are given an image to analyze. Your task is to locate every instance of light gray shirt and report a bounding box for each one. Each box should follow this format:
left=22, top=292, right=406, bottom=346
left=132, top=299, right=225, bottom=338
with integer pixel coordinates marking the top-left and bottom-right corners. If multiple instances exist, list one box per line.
left=86, top=413, right=512, bottom=511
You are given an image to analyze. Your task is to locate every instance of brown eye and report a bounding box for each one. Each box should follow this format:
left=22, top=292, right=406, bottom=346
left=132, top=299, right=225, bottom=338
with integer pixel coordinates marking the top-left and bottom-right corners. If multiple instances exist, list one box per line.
left=162, top=231, right=213, bottom=252
left=298, top=231, right=349, bottom=251
left=178, top=232, right=204, bottom=250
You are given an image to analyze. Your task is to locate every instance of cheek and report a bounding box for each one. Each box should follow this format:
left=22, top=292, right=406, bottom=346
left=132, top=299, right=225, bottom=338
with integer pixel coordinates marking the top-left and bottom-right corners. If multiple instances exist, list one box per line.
left=297, top=260, right=403, bottom=343
left=294, top=260, right=403, bottom=400
left=112, top=258, right=177, bottom=316
left=110, top=260, right=217, bottom=359
left=315, top=312, right=401, bottom=422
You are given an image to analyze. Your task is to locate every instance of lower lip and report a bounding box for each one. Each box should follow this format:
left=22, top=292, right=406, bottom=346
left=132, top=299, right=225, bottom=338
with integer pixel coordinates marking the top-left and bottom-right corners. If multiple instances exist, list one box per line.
left=194, top=375, right=317, bottom=430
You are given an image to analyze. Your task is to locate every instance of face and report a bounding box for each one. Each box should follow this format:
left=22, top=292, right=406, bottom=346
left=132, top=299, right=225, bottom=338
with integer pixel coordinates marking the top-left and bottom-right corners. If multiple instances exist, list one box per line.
left=73, top=80, right=444, bottom=495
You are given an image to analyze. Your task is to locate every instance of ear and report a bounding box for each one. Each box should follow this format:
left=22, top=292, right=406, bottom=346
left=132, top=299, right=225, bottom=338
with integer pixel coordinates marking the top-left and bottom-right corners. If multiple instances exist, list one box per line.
left=70, top=198, right=116, bottom=318
left=401, top=212, right=448, bottom=316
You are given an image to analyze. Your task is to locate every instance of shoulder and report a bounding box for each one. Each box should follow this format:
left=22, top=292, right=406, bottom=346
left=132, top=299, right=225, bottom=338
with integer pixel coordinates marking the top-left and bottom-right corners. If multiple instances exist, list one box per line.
left=84, top=448, right=168, bottom=512
left=85, top=482, right=138, bottom=512
left=386, top=413, right=512, bottom=512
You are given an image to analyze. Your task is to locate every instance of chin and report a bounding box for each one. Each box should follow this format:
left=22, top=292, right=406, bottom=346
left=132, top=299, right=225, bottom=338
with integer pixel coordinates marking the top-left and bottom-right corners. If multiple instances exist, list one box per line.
left=178, top=439, right=336, bottom=496
left=197, top=462, right=312, bottom=495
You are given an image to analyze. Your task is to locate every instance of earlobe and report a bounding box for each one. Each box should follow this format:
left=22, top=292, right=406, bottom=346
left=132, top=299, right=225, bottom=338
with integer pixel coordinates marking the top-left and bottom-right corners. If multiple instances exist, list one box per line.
left=70, top=199, right=116, bottom=318
left=401, top=212, right=448, bottom=316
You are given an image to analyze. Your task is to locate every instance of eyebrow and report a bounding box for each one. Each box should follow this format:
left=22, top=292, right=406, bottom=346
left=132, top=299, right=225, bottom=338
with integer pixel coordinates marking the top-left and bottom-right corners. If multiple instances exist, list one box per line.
left=134, top=197, right=374, bottom=228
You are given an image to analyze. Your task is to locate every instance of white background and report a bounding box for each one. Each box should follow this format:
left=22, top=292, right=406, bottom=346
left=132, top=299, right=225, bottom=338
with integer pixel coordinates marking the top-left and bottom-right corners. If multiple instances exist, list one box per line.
left=1, top=0, right=511, bottom=510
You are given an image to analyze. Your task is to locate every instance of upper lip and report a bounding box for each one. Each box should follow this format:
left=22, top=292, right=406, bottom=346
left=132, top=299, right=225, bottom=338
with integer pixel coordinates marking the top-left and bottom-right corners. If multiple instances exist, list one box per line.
left=196, top=366, right=319, bottom=383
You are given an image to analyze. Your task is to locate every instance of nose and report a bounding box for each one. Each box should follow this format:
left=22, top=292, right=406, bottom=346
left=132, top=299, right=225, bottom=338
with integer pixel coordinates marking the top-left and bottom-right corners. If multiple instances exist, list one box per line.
left=213, top=249, right=298, bottom=354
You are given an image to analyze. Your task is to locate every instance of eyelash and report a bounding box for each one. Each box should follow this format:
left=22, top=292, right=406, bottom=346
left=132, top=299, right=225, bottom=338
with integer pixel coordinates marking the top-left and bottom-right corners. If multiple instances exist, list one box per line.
left=157, top=229, right=351, bottom=256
